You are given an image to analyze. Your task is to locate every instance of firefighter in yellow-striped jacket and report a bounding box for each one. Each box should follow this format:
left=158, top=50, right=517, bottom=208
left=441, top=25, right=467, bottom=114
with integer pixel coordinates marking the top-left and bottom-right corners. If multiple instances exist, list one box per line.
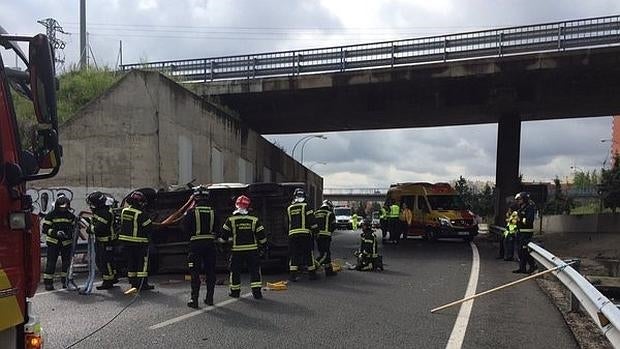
left=220, top=195, right=267, bottom=300
left=86, top=191, right=118, bottom=290
left=43, top=195, right=77, bottom=291
left=287, top=188, right=318, bottom=282
left=314, top=200, right=337, bottom=277
left=118, top=191, right=155, bottom=291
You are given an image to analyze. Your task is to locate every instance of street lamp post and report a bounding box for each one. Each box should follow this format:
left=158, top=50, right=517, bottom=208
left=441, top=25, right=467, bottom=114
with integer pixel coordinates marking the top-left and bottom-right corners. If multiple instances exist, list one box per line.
left=300, top=135, right=326, bottom=165
left=291, top=134, right=325, bottom=161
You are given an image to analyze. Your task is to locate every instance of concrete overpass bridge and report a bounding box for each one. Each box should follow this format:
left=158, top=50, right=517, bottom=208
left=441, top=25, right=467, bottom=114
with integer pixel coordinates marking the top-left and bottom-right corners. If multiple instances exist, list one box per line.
left=122, top=15, right=620, bottom=223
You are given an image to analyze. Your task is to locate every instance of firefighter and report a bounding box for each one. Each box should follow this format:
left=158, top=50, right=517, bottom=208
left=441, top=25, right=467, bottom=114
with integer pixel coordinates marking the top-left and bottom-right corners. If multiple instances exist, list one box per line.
left=185, top=187, right=218, bottom=308
left=512, top=192, right=539, bottom=274
left=400, top=203, right=413, bottom=240
left=220, top=195, right=267, bottom=300
left=43, top=195, right=77, bottom=291
left=387, top=200, right=401, bottom=244
left=287, top=188, right=318, bottom=281
left=86, top=191, right=118, bottom=290
left=355, top=218, right=383, bottom=271
left=118, top=191, right=154, bottom=291
left=379, top=205, right=388, bottom=241
left=314, top=200, right=337, bottom=277
left=351, top=213, right=359, bottom=230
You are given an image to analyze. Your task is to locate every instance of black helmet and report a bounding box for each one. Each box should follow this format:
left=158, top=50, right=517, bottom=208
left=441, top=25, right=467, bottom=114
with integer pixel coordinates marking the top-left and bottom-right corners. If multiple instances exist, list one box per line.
left=361, top=217, right=372, bottom=229
left=514, top=192, right=530, bottom=201
left=54, top=195, right=71, bottom=210
left=292, top=188, right=306, bottom=203
left=321, top=200, right=333, bottom=211
left=86, top=191, right=106, bottom=209
left=126, top=191, right=147, bottom=207
left=193, top=186, right=209, bottom=202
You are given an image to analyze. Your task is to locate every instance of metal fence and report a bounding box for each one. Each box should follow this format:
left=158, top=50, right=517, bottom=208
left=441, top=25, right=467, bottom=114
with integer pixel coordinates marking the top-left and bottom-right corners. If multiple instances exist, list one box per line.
left=121, top=15, right=620, bottom=82
left=529, top=242, right=620, bottom=348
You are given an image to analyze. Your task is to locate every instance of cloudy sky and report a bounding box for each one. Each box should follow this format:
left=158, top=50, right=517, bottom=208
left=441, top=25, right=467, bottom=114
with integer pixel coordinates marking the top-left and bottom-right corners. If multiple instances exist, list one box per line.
left=2, top=0, right=618, bottom=188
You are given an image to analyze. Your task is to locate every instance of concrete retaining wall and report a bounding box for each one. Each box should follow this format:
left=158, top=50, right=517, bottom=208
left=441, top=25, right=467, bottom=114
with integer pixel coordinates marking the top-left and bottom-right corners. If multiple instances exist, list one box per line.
left=536, top=213, right=620, bottom=234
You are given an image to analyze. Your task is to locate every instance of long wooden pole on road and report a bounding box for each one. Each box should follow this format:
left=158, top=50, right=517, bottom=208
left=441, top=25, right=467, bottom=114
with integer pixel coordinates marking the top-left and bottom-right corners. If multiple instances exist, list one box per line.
left=430, top=264, right=568, bottom=313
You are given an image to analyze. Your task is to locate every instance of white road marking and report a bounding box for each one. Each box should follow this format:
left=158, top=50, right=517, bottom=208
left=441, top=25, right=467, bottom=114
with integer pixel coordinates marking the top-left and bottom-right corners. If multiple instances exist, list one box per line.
left=445, top=242, right=480, bottom=349
left=149, top=292, right=253, bottom=330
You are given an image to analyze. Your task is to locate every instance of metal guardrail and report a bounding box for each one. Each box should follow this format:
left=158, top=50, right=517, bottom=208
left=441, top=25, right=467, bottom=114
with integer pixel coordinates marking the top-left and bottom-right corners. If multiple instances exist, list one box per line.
left=528, top=242, right=620, bottom=348
left=121, top=15, right=620, bottom=82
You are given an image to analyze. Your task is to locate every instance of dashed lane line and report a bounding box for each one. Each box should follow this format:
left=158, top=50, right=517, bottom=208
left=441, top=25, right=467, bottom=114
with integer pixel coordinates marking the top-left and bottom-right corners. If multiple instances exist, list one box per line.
left=148, top=292, right=253, bottom=330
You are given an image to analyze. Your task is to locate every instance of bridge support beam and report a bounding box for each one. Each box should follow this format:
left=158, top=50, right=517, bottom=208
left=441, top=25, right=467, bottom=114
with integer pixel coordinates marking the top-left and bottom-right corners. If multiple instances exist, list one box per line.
left=494, top=113, right=521, bottom=226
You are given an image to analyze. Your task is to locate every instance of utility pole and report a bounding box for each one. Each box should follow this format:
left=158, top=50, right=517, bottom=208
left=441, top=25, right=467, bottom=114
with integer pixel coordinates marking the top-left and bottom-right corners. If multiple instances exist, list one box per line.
left=37, top=18, right=67, bottom=67
left=80, top=0, right=87, bottom=69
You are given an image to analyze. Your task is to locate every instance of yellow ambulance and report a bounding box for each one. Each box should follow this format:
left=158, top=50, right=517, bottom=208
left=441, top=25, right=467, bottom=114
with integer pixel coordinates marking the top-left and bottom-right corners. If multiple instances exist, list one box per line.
left=385, top=182, right=478, bottom=241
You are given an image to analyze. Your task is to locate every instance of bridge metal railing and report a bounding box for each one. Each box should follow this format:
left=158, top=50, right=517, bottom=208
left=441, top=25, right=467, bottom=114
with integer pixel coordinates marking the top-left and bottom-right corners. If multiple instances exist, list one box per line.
left=121, top=15, right=620, bottom=82
left=323, top=188, right=388, bottom=195
left=528, top=242, right=620, bottom=348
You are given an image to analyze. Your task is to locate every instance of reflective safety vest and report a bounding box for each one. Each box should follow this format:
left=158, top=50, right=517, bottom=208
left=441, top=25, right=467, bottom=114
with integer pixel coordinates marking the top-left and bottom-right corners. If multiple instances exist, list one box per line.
left=221, top=214, right=266, bottom=252
left=190, top=206, right=215, bottom=241
left=287, top=202, right=317, bottom=235
left=118, top=206, right=152, bottom=244
left=314, top=209, right=335, bottom=236
left=379, top=207, right=387, bottom=220
left=88, top=207, right=115, bottom=242
left=388, top=204, right=400, bottom=218
left=42, top=210, right=76, bottom=246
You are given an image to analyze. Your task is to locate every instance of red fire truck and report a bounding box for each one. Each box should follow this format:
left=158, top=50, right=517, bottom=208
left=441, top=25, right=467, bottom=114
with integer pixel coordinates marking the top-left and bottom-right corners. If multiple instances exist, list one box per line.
left=0, top=27, right=62, bottom=348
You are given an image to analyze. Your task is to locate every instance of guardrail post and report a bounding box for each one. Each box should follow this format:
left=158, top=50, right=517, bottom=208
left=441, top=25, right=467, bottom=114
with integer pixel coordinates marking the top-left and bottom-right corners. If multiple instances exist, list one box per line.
left=443, top=38, right=448, bottom=62
left=558, top=24, right=564, bottom=51
left=210, top=60, right=214, bottom=81
left=296, top=54, right=301, bottom=76
left=253, top=57, right=257, bottom=78
left=246, top=55, right=251, bottom=80
left=391, top=43, right=395, bottom=68
left=340, top=47, right=345, bottom=72
left=565, top=258, right=582, bottom=312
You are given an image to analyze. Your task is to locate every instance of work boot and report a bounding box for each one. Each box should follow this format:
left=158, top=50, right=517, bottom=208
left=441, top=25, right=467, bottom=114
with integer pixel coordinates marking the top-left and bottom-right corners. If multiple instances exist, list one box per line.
left=252, top=288, right=263, bottom=300
left=187, top=297, right=199, bottom=309
left=96, top=281, right=115, bottom=290
left=289, top=272, right=299, bottom=282
left=141, top=284, right=155, bottom=291
left=512, top=268, right=527, bottom=274
left=204, top=289, right=214, bottom=306
left=228, top=290, right=240, bottom=298
left=308, top=270, right=318, bottom=280
left=325, top=266, right=337, bottom=277
left=61, top=278, right=67, bottom=289
left=44, top=280, right=54, bottom=291
left=526, top=266, right=539, bottom=274
left=111, top=277, right=120, bottom=285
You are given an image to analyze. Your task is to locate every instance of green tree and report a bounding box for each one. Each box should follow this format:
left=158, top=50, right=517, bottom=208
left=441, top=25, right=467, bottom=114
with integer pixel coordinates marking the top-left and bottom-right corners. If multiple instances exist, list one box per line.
left=544, top=177, right=574, bottom=214
left=599, top=154, right=620, bottom=213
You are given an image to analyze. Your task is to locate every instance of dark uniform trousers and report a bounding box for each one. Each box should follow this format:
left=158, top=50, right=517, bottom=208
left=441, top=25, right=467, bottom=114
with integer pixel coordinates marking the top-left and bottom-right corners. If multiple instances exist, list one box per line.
left=388, top=218, right=400, bottom=242
left=517, top=232, right=536, bottom=271
left=44, top=240, right=72, bottom=283
left=188, top=240, right=216, bottom=300
left=316, top=235, right=332, bottom=266
left=124, top=242, right=149, bottom=288
left=230, top=250, right=262, bottom=292
left=95, top=241, right=116, bottom=282
left=289, top=234, right=316, bottom=272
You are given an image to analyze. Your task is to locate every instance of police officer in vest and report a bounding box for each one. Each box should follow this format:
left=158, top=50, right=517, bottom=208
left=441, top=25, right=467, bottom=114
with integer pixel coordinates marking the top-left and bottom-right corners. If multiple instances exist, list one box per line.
left=315, top=200, right=337, bottom=277
left=388, top=200, right=401, bottom=244
left=287, top=188, right=319, bottom=281
left=379, top=205, right=388, bottom=241
left=43, top=195, right=77, bottom=291
left=118, top=191, right=154, bottom=291
left=185, top=187, right=218, bottom=308
left=220, top=195, right=267, bottom=300
left=512, top=192, right=539, bottom=274
left=86, top=191, right=118, bottom=290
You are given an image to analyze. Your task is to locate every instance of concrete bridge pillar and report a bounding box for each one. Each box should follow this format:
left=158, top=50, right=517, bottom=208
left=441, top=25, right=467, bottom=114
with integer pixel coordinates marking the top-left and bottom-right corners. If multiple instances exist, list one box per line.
left=494, top=113, right=521, bottom=226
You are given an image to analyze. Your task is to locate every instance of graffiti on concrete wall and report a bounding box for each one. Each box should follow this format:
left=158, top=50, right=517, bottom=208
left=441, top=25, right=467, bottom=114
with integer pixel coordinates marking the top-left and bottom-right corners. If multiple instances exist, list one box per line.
left=26, top=188, right=74, bottom=215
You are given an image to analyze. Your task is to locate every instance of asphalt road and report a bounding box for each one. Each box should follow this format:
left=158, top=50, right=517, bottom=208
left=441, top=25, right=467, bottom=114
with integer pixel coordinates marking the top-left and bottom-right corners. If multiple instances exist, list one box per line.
left=33, top=230, right=577, bottom=349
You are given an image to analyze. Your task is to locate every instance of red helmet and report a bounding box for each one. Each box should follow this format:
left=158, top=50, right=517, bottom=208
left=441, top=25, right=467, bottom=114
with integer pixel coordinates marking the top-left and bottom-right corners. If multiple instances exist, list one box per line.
left=235, top=195, right=251, bottom=209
